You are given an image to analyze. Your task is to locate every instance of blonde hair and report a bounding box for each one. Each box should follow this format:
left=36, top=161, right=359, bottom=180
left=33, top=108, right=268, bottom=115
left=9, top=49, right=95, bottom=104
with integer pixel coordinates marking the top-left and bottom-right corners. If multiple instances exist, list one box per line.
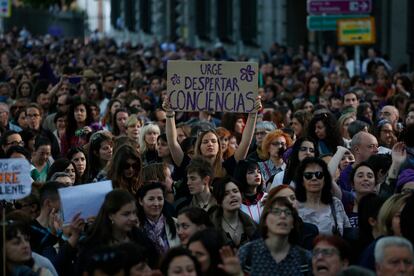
left=139, top=123, right=160, bottom=153
left=377, top=193, right=410, bottom=236
left=126, top=115, right=143, bottom=128
left=337, top=113, right=356, bottom=137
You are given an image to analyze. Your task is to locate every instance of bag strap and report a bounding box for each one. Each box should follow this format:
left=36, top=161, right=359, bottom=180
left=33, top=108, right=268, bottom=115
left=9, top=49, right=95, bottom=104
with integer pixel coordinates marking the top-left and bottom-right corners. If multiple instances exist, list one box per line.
left=329, top=201, right=339, bottom=232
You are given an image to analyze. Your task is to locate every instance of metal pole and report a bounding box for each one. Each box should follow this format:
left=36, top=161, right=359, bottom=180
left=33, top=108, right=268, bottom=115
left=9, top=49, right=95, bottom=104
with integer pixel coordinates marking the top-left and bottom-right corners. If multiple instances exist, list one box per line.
left=355, top=45, right=361, bottom=76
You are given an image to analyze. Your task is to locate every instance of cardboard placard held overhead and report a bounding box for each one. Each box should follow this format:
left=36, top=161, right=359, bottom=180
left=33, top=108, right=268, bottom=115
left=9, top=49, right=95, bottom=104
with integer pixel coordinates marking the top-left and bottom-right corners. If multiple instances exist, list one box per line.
left=0, top=158, right=32, bottom=200
left=167, top=61, right=258, bottom=113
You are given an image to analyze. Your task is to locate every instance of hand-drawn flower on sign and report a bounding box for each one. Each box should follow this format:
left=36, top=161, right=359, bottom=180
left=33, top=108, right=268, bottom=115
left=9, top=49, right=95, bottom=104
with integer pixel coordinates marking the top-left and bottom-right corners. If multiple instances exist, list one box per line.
left=239, top=65, right=255, bottom=82
left=171, top=74, right=180, bottom=85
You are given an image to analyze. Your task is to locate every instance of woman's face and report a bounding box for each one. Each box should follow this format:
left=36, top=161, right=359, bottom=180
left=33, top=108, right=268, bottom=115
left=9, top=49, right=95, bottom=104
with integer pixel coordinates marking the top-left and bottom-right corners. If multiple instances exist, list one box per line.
left=228, top=137, right=238, bottom=151
left=246, top=166, right=261, bottom=187
left=71, top=152, right=86, bottom=176
left=177, top=214, right=204, bottom=246
left=339, top=151, right=355, bottom=171
left=20, top=83, right=31, bottom=97
left=168, top=255, right=197, bottom=276
left=129, top=99, right=142, bottom=110
left=315, top=121, right=326, bottom=140
left=139, top=188, right=164, bottom=221
left=303, top=102, right=314, bottom=113
left=379, top=123, right=395, bottom=146
left=116, top=112, right=129, bottom=133
left=291, top=118, right=303, bottom=137
left=265, top=203, right=294, bottom=237
left=219, top=135, right=229, bottom=153
left=127, top=122, right=141, bottom=140
left=64, top=163, right=76, bottom=184
left=123, top=158, right=138, bottom=178
left=392, top=205, right=404, bottom=236
left=110, top=101, right=122, bottom=115
left=99, top=140, right=113, bottom=162
left=88, top=83, right=99, bottom=100
left=342, top=117, right=355, bottom=138
left=6, top=231, right=31, bottom=264
left=364, top=107, right=373, bottom=121
left=144, top=129, right=159, bottom=146
left=199, top=132, right=219, bottom=158
left=188, top=241, right=210, bottom=273
left=268, top=136, right=287, bottom=159
left=17, top=111, right=28, bottom=128
left=353, top=166, right=375, bottom=195
left=303, top=163, right=325, bottom=194
left=234, top=118, right=245, bottom=134
left=298, top=141, right=315, bottom=161
left=221, top=182, right=242, bottom=212
left=157, top=139, right=170, bottom=158
left=275, top=188, right=298, bottom=209
left=109, top=202, right=138, bottom=233
left=176, top=128, right=187, bottom=144
left=74, top=104, right=87, bottom=124
left=56, top=116, right=67, bottom=131
left=309, top=77, right=320, bottom=92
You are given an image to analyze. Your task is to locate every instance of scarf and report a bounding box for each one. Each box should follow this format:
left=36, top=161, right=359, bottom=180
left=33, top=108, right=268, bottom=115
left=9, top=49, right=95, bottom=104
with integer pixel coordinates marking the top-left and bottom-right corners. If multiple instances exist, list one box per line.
left=143, top=214, right=169, bottom=255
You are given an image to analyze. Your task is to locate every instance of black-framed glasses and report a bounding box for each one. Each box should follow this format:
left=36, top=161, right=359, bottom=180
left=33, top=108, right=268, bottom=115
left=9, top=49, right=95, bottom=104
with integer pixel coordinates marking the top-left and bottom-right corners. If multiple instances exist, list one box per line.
left=312, top=248, right=339, bottom=258
left=303, top=171, right=324, bottom=180
left=269, top=207, right=293, bottom=217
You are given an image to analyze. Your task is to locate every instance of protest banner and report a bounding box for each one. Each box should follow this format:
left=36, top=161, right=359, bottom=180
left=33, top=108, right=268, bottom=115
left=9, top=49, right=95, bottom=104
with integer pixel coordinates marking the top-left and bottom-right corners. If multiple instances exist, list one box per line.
left=167, top=60, right=258, bottom=113
left=58, top=180, right=112, bottom=225
left=0, top=158, right=32, bottom=200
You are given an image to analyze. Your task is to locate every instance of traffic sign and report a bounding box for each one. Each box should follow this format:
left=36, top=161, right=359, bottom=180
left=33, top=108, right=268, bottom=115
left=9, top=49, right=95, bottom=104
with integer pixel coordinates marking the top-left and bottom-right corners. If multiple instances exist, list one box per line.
left=307, top=0, right=372, bottom=15
left=337, top=17, right=375, bottom=45
left=307, top=14, right=368, bottom=31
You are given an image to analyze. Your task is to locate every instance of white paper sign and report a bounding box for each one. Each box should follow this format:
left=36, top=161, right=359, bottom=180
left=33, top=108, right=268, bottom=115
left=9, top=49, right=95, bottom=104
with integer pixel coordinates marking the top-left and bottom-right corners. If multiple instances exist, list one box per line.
left=58, top=180, right=113, bottom=225
left=167, top=60, right=258, bottom=113
left=0, top=158, right=32, bottom=200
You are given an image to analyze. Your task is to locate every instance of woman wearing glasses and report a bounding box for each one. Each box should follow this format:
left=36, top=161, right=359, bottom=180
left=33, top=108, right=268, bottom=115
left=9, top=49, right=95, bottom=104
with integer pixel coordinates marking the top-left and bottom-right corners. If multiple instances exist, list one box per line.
left=238, top=196, right=312, bottom=275
left=295, top=157, right=350, bottom=235
left=257, top=129, right=293, bottom=188
left=270, top=137, right=318, bottom=190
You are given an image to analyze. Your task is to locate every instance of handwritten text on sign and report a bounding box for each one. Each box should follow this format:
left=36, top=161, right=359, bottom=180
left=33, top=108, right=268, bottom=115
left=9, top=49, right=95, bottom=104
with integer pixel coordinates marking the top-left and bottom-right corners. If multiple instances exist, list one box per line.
left=167, top=61, right=258, bottom=113
left=0, top=158, right=32, bottom=200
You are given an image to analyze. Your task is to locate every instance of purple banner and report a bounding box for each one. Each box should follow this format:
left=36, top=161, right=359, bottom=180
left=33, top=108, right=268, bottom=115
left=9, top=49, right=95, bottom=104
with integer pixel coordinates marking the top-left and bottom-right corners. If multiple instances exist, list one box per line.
left=307, top=0, right=372, bottom=14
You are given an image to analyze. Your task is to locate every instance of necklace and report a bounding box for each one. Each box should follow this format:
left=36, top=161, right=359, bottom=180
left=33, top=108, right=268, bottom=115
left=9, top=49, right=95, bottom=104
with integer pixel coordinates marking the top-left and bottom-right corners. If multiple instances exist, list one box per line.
left=196, top=194, right=211, bottom=210
left=222, top=216, right=240, bottom=232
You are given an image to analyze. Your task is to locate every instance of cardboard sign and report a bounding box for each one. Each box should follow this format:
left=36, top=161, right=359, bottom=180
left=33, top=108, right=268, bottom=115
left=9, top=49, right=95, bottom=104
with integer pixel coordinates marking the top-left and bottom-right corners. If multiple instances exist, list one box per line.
left=58, top=180, right=113, bottom=225
left=0, top=158, right=32, bottom=200
left=167, top=61, right=258, bottom=113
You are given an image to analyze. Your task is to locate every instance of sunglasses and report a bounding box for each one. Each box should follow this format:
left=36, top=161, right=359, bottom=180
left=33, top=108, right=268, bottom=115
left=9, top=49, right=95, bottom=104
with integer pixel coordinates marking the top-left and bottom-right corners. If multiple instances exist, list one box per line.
left=303, top=171, right=324, bottom=180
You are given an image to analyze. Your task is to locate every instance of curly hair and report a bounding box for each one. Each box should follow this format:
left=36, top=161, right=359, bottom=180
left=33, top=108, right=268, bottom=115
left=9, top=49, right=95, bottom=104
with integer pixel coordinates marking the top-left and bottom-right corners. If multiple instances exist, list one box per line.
left=260, top=129, right=293, bottom=160
left=308, top=112, right=344, bottom=154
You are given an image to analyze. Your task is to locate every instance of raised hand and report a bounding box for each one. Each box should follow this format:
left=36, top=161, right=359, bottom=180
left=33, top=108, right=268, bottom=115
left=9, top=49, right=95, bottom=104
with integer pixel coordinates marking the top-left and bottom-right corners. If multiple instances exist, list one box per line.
left=218, top=246, right=243, bottom=276
left=392, top=142, right=407, bottom=164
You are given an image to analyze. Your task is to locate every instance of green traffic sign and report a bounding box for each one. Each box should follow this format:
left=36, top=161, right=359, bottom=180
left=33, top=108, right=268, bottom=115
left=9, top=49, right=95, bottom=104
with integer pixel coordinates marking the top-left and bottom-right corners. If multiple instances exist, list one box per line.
left=307, top=14, right=369, bottom=31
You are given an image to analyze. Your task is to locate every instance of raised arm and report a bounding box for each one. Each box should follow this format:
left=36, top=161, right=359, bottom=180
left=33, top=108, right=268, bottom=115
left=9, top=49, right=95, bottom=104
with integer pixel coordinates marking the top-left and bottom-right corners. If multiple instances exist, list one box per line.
left=234, top=97, right=261, bottom=162
left=163, top=96, right=184, bottom=166
left=328, top=146, right=349, bottom=178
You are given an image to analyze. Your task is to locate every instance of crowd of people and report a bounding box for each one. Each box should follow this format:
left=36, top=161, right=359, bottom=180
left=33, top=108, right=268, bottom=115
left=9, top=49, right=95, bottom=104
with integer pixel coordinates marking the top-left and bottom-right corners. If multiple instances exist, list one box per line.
left=2, top=28, right=414, bottom=275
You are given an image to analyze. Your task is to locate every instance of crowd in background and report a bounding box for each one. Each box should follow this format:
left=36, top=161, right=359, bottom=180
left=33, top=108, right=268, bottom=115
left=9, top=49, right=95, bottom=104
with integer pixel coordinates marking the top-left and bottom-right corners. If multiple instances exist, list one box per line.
left=2, top=28, right=414, bottom=275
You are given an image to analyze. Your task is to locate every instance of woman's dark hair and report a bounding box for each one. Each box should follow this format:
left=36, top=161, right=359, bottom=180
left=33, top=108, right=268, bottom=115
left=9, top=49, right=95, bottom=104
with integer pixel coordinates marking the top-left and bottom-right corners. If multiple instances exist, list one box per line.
left=349, top=161, right=376, bottom=186
left=304, top=74, right=325, bottom=99
left=34, top=135, right=51, bottom=151
left=136, top=182, right=177, bottom=238
left=67, top=146, right=88, bottom=183
left=46, top=158, right=79, bottom=183
left=160, top=247, right=201, bottom=276
left=88, top=81, right=104, bottom=100
left=112, top=108, right=130, bottom=136
left=180, top=136, right=197, bottom=152
left=260, top=197, right=301, bottom=244
left=211, top=176, right=241, bottom=205
left=84, top=189, right=136, bottom=245
left=5, top=145, right=31, bottom=160
left=66, top=97, right=93, bottom=140
left=308, top=112, right=343, bottom=154
left=358, top=193, right=384, bottom=248
left=283, top=136, right=319, bottom=185
left=356, top=102, right=373, bottom=125
left=20, top=128, right=37, bottom=153
left=401, top=193, right=414, bottom=245
left=102, top=99, right=123, bottom=127
left=313, top=235, right=351, bottom=262
left=53, top=110, right=67, bottom=125
left=107, top=144, right=142, bottom=193
left=117, top=243, right=148, bottom=273
left=233, top=160, right=264, bottom=195
left=87, top=131, right=113, bottom=181
left=187, top=228, right=224, bottom=274
left=157, top=133, right=167, bottom=143
left=177, top=207, right=213, bottom=228
left=294, top=157, right=333, bottom=204
left=83, top=245, right=126, bottom=276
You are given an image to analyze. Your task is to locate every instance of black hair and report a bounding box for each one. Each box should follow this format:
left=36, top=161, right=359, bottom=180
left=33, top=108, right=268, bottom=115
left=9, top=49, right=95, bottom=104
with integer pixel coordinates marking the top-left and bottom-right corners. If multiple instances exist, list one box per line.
left=160, top=247, right=201, bottom=276
left=401, top=193, right=414, bottom=245
left=233, top=159, right=263, bottom=194
left=294, top=157, right=333, bottom=204
left=34, top=135, right=51, bottom=151
left=358, top=193, right=384, bottom=249
left=0, top=130, right=19, bottom=147
left=112, top=107, right=130, bottom=136
left=366, top=154, right=392, bottom=182
left=117, top=243, right=149, bottom=273
left=211, top=176, right=241, bottom=205
left=5, top=145, right=31, bottom=160
left=308, top=112, right=343, bottom=154
left=38, top=181, right=63, bottom=207
left=347, top=120, right=369, bottom=139
left=177, top=207, right=213, bottom=227
left=46, top=158, right=79, bottom=184
left=83, top=245, right=126, bottom=276
left=349, top=161, right=376, bottom=186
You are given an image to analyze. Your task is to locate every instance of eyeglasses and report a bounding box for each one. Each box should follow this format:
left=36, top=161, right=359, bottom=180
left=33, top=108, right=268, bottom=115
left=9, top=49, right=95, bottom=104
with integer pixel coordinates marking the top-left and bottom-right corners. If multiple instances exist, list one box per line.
left=6, top=140, right=24, bottom=147
left=271, top=141, right=286, bottom=147
left=312, top=248, right=339, bottom=258
left=299, top=146, right=315, bottom=153
left=303, top=171, right=324, bottom=180
left=269, top=207, right=293, bottom=217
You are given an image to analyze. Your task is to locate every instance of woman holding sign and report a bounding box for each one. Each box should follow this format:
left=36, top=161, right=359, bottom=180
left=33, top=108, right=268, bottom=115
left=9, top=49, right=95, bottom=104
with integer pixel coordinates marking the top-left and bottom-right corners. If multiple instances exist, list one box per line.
left=163, top=96, right=261, bottom=177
